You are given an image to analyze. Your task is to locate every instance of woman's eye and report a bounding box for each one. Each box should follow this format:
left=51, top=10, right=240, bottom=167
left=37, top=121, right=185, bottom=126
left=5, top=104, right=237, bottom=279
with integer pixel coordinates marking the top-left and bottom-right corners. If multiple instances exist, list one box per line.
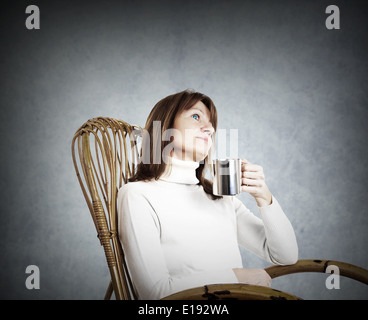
left=192, top=114, right=200, bottom=120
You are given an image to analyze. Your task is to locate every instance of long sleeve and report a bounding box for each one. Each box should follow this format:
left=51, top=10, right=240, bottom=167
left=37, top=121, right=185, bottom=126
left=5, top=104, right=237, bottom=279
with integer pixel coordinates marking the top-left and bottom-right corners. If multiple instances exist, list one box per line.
left=118, top=184, right=238, bottom=300
left=233, top=196, right=298, bottom=265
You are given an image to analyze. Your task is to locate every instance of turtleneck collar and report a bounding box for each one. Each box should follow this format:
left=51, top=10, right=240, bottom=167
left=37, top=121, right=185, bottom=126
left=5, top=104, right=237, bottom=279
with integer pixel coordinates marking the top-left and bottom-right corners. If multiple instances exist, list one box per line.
left=159, top=157, right=200, bottom=185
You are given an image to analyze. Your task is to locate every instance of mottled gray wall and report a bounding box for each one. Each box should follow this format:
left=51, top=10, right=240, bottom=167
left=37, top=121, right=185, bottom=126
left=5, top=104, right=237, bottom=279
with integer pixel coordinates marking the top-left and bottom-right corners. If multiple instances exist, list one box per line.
left=0, top=0, right=367, bottom=299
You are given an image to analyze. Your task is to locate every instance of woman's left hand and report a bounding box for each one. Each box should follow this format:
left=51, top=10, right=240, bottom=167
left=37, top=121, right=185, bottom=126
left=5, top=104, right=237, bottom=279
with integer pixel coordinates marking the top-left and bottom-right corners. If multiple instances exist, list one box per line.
left=241, top=158, right=273, bottom=207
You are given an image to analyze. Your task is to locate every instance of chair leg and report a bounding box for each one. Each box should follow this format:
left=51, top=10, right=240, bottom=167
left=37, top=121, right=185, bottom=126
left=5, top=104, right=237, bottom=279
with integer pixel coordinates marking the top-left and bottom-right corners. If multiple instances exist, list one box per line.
left=104, top=280, right=114, bottom=300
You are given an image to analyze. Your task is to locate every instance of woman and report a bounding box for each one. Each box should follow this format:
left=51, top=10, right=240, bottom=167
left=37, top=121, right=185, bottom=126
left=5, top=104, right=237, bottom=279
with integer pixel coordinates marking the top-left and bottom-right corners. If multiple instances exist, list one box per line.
left=118, top=89, right=298, bottom=300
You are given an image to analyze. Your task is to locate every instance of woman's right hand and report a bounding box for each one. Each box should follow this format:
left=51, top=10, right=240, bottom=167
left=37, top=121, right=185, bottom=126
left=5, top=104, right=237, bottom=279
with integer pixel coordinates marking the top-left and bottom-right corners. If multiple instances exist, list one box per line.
left=232, top=268, right=272, bottom=287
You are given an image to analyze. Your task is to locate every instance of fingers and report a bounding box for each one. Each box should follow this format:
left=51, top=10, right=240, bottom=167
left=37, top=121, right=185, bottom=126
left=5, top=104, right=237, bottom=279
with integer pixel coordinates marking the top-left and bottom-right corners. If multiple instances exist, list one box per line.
left=239, top=159, right=272, bottom=206
left=241, top=164, right=265, bottom=188
left=233, top=268, right=272, bottom=287
left=241, top=158, right=249, bottom=171
left=241, top=158, right=264, bottom=173
left=241, top=172, right=266, bottom=198
left=241, top=185, right=262, bottom=197
left=242, top=171, right=264, bottom=180
left=248, top=269, right=272, bottom=287
left=243, top=163, right=263, bottom=173
left=242, top=178, right=263, bottom=187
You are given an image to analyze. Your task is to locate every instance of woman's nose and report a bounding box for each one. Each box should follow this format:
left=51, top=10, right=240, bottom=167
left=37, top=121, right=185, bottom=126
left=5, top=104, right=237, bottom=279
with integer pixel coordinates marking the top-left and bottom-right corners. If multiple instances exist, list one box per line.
left=201, top=123, right=215, bottom=136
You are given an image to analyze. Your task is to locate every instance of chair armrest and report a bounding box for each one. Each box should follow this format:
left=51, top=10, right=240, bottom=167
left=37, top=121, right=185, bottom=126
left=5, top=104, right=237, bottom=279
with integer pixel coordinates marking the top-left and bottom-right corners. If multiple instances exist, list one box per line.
left=265, top=259, right=368, bottom=285
left=162, top=283, right=301, bottom=300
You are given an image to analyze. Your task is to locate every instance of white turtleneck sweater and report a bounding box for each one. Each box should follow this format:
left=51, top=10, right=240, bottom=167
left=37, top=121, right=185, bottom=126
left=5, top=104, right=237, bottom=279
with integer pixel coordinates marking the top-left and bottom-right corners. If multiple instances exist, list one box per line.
left=117, top=157, right=298, bottom=300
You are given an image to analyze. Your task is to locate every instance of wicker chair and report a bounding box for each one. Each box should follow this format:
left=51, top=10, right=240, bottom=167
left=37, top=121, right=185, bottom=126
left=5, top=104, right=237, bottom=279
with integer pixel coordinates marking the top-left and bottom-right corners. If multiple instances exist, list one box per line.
left=71, top=117, right=368, bottom=300
left=71, top=117, right=141, bottom=300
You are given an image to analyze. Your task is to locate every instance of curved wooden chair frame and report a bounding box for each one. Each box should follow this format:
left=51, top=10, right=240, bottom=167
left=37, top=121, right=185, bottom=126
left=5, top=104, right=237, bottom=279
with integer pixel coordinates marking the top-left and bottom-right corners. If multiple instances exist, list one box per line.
left=72, top=117, right=368, bottom=300
left=163, top=259, right=368, bottom=300
left=72, top=117, right=143, bottom=300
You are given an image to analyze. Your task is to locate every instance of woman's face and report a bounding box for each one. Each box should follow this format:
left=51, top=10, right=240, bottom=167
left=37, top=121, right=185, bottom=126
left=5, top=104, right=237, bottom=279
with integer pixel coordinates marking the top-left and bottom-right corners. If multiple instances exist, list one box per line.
left=171, top=101, right=215, bottom=162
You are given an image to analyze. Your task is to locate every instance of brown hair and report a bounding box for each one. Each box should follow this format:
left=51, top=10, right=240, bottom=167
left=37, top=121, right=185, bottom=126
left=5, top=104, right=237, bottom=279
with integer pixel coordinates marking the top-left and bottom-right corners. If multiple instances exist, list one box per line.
left=129, top=89, right=222, bottom=200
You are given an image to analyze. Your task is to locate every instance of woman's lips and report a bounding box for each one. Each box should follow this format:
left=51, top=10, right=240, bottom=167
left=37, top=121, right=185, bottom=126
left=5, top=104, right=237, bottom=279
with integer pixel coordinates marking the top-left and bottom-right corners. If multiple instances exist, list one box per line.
left=196, top=136, right=209, bottom=143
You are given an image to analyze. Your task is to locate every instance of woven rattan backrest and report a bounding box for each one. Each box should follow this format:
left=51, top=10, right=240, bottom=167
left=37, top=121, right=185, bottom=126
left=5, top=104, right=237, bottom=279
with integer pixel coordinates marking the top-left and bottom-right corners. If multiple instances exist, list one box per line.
left=71, top=117, right=142, bottom=300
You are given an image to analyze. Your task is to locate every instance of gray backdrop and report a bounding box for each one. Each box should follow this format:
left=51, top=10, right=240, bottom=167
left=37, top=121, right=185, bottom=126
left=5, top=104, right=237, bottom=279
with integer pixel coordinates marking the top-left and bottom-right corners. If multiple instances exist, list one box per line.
left=1, top=0, right=367, bottom=299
